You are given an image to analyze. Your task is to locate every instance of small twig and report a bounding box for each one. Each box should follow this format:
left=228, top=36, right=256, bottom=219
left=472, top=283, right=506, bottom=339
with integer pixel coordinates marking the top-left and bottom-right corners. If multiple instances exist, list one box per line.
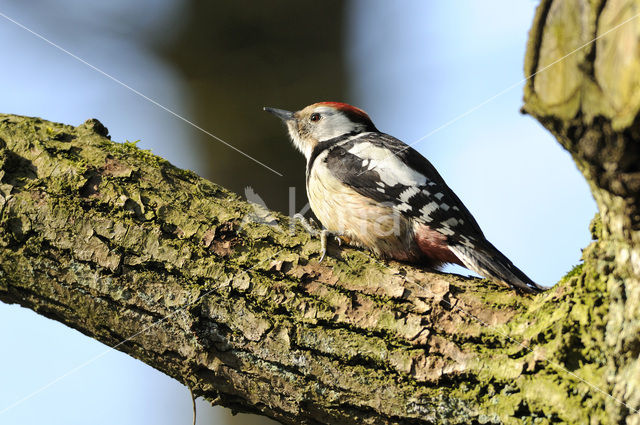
left=189, top=386, right=196, bottom=425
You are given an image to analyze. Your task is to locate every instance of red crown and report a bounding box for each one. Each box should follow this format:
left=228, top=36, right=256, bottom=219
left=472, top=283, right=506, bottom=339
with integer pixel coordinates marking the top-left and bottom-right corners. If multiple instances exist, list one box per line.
left=313, top=102, right=376, bottom=129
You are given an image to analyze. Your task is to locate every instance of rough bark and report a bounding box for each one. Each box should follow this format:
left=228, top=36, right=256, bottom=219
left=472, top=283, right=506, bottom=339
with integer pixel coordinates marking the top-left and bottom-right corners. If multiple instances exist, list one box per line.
left=1, top=1, right=639, bottom=423
left=523, top=0, right=640, bottom=423
left=0, top=114, right=535, bottom=424
left=0, top=112, right=587, bottom=424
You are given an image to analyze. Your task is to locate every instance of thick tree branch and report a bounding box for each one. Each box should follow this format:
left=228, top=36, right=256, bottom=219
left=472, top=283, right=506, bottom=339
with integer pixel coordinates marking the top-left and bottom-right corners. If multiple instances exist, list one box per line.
left=0, top=113, right=586, bottom=424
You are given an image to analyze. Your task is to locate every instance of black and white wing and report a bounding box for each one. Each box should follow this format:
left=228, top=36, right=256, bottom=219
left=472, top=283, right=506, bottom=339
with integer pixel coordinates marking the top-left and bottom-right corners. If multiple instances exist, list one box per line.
left=307, top=132, right=543, bottom=293
left=312, top=132, right=484, bottom=247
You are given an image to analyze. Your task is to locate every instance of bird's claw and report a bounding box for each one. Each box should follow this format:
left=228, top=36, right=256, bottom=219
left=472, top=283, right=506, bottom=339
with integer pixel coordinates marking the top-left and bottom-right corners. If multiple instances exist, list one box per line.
left=319, top=229, right=342, bottom=262
left=294, top=215, right=341, bottom=262
left=319, top=229, right=329, bottom=262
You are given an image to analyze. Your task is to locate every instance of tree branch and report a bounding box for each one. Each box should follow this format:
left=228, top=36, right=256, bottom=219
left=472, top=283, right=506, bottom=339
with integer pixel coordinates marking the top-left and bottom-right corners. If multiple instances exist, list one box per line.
left=0, top=106, right=617, bottom=423
left=0, top=114, right=545, bottom=424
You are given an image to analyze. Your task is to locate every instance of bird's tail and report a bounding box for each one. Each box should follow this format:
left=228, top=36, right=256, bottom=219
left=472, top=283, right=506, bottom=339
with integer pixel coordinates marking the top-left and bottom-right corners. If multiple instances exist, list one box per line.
left=449, top=241, right=544, bottom=293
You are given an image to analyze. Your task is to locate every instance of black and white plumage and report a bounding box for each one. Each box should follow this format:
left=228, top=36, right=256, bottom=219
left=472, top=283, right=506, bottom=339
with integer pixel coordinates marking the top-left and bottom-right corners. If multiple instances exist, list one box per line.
left=265, top=102, right=543, bottom=293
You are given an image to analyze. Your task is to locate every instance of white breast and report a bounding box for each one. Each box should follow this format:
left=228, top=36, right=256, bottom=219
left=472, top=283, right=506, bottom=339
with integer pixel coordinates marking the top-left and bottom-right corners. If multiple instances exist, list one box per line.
left=306, top=153, right=417, bottom=261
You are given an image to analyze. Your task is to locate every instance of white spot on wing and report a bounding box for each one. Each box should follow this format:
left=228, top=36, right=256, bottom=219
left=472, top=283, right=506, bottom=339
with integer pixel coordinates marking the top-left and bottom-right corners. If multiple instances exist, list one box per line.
left=396, top=203, right=412, bottom=212
left=399, top=186, right=420, bottom=202
left=347, top=142, right=427, bottom=186
left=419, top=202, right=439, bottom=218
left=440, top=226, right=455, bottom=236
left=434, top=193, right=444, bottom=200
left=444, top=217, right=459, bottom=227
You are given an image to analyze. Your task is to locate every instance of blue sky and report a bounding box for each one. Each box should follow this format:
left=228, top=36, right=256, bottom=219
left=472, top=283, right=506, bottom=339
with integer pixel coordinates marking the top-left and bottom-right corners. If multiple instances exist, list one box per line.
left=0, top=1, right=596, bottom=424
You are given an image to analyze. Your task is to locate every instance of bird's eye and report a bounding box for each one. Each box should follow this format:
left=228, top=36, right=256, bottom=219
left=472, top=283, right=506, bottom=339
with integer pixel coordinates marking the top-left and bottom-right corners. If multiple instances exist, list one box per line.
left=310, top=113, right=321, bottom=122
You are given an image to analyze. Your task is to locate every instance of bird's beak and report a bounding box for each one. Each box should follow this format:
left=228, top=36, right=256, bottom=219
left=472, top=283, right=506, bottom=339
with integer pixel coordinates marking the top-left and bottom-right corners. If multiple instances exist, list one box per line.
left=263, top=107, right=294, bottom=121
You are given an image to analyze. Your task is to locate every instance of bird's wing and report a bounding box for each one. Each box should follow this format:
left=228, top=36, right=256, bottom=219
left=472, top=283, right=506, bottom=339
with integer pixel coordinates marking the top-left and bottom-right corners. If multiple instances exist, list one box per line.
left=319, top=132, right=485, bottom=246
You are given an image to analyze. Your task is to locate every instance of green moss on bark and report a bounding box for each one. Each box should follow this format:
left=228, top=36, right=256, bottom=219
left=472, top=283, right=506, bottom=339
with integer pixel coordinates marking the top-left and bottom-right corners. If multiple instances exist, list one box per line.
left=1, top=113, right=539, bottom=424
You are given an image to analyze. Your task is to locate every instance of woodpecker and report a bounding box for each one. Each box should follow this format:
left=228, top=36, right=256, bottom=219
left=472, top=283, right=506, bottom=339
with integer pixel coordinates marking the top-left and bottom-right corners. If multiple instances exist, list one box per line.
left=264, top=102, right=543, bottom=293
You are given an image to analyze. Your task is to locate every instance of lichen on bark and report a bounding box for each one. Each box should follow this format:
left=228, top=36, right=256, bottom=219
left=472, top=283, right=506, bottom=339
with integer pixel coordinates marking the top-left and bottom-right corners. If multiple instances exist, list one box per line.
left=0, top=113, right=537, bottom=424
left=0, top=110, right=608, bottom=424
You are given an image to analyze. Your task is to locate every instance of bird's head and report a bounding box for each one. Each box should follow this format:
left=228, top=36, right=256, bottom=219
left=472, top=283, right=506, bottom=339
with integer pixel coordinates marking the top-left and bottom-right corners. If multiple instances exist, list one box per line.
left=264, top=102, right=378, bottom=160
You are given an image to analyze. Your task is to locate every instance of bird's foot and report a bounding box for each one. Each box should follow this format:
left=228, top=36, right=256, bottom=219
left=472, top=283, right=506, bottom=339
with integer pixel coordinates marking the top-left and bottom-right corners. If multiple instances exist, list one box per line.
left=319, top=229, right=343, bottom=262
left=292, top=214, right=342, bottom=262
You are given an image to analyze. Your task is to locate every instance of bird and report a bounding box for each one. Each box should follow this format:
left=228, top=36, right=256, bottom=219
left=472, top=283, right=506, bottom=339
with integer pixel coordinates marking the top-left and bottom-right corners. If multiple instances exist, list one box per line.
left=264, top=102, right=543, bottom=293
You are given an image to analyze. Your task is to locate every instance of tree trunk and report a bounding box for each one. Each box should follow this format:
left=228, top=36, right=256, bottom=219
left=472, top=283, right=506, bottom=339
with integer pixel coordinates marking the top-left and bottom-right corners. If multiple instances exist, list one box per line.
left=523, top=0, right=640, bottom=423
left=1, top=1, right=639, bottom=423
